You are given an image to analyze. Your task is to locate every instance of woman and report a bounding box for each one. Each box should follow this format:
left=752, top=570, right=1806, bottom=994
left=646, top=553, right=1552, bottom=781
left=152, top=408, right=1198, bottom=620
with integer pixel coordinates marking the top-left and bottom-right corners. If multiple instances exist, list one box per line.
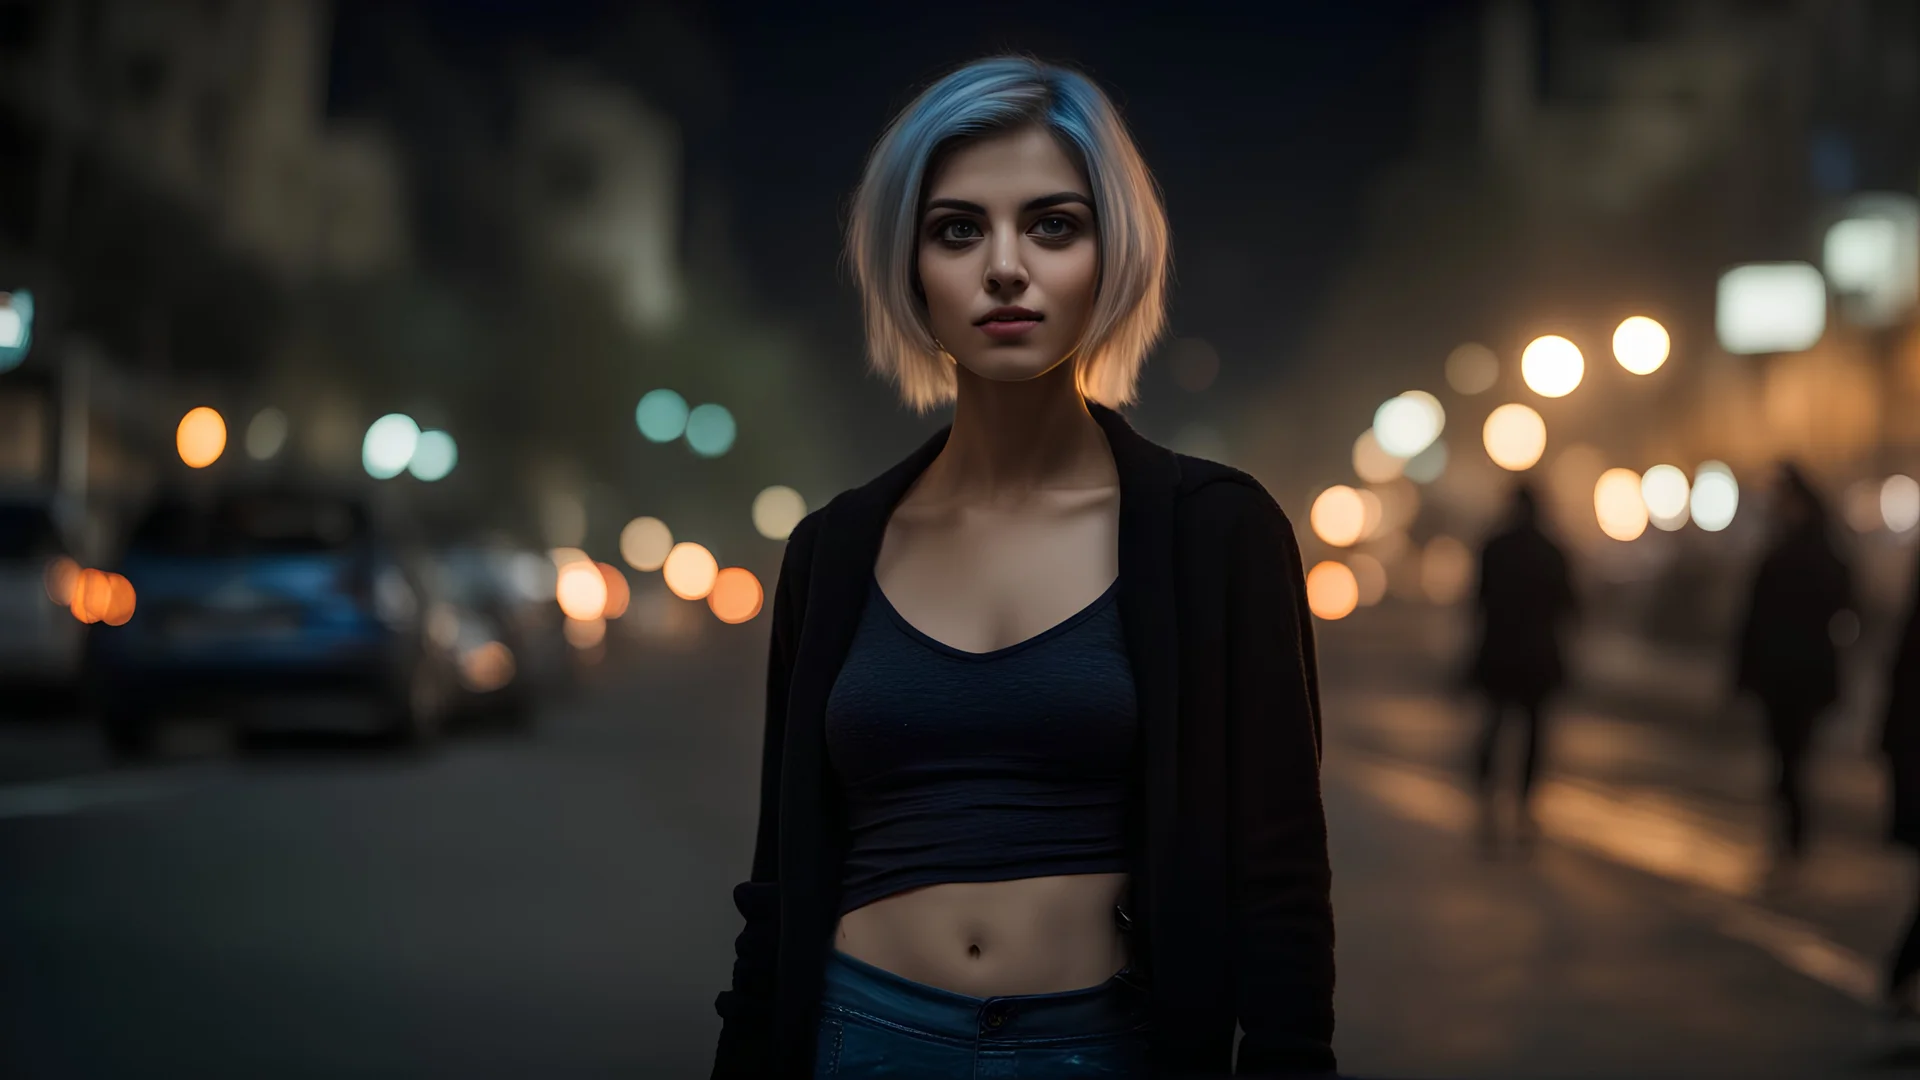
left=1736, top=463, right=1852, bottom=873
left=1882, top=541, right=1920, bottom=1017
left=710, top=57, right=1334, bottom=1078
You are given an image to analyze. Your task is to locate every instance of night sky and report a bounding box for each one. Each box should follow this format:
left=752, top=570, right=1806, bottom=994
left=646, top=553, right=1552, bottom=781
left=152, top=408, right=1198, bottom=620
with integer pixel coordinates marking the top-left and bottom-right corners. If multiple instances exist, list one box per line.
left=329, top=1, right=1454, bottom=441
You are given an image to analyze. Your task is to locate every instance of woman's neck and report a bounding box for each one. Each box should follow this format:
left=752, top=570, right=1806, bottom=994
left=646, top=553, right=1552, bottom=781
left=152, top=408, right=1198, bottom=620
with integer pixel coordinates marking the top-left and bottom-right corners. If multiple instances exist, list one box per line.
left=916, top=362, right=1116, bottom=505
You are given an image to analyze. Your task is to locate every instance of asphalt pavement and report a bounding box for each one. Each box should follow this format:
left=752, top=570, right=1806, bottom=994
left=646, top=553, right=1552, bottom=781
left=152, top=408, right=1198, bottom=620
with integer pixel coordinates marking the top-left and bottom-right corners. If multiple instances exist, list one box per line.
left=0, top=612, right=1915, bottom=1078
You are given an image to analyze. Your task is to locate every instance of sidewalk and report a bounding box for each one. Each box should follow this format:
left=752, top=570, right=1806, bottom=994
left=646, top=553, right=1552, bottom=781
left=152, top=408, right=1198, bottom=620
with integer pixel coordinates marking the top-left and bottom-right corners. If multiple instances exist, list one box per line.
left=1318, top=604, right=1910, bottom=1008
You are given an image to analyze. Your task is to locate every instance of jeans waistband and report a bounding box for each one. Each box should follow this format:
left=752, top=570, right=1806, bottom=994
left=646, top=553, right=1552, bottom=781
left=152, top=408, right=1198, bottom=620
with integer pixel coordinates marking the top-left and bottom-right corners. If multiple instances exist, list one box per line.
left=820, top=948, right=1148, bottom=1044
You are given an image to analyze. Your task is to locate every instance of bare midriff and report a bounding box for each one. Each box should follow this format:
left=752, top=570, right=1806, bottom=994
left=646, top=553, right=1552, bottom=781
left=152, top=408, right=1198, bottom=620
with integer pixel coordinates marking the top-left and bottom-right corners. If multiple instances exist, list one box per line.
left=833, top=872, right=1131, bottom=997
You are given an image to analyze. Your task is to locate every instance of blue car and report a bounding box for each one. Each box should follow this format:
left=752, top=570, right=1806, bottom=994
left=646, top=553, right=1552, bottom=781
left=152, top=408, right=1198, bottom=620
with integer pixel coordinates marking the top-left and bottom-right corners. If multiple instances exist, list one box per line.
left=90, top=485, right=456, bottom=759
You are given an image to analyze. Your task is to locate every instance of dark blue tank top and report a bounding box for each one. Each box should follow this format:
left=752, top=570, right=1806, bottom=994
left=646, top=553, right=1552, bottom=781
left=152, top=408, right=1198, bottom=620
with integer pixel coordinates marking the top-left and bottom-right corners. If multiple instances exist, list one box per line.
left=824, top=577, right=1138, bottom=917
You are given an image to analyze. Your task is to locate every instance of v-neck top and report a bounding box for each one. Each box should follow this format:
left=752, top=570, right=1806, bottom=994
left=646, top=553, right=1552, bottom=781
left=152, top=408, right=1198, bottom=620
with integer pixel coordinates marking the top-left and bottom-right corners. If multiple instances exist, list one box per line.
left=823, top=576, right=1137, bottom=917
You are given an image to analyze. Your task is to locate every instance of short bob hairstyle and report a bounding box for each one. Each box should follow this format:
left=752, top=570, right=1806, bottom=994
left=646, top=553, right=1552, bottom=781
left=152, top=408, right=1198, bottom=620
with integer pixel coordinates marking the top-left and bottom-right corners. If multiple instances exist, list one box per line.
left=847, top=56, right=1171, bottom=413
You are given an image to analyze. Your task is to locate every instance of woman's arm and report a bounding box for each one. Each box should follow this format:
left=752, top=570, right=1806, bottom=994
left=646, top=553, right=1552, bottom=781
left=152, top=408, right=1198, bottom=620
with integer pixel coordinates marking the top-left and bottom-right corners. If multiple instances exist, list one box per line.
left=710, top=515, right=815, bottom=1078
left=1225, top=494, right=1337, bottom=1077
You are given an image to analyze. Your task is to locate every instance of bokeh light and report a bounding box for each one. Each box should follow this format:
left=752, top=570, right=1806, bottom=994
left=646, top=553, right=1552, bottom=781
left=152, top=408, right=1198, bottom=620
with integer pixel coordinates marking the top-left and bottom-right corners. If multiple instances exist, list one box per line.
left=69, top=568, right=106, bottom=624
left=1356, top=488, right=1384, bottom=542
left=1310, top=486, right=1367, bottom=548
left=1692, top=462, right=1740, bottom=532
left=0, top=289, right=32, bottom=372
left=1716, top=262, right=1827, bottom=354
left=708, top=567, right=765, bottom=624
left=597, top=562, right=631, bottom=620
left=101, top=573, right=136, bottom=626
left=636, top=389, right=689, bottom=442
left=43, top=556, right=79, bottom=606
left=620, top=517, right=673, bottom=571
left=1374, top=392, right=1445, bottom=458
left=752, top=486, right=808, bottom=540
left=556, top=560, right=610, bottom=621
left=564, top=617, right=607, bottom=650
left=1595, top=468, right=1650, bottom=541
left=407, top=430, right=458, bottom=481
left=1640, top=464, right=1691, bottom=530
left=1483, top=404, right=1547, bottom=471
left=459, top=642, right=516, bottom=693
left=362, top=413, right=420, bottom=479
left=1349, top=552, right=1388, bottom=607
left=1306, top=561, right=1359, bottom=621
left=1421, top=536, right=1474, bottom=606
left=662, top=541, right=719, bottom=600
left=1613, top=316, right=1671, bottom=375
left=685, top=403, right=737, bottom=458
left=1352, top=429, right=1404, bottom=485
left=1885, top=475, right=1920, bottom=533
left=176, top=407, right=227, bottom=468
left=1521, top=335, right=1585, bottom=398
left=245, top=407, right=288, bottom=461
left=1445, top=342, right=1499, bottom=395
left=1403, top=440, right=1448, bottom=485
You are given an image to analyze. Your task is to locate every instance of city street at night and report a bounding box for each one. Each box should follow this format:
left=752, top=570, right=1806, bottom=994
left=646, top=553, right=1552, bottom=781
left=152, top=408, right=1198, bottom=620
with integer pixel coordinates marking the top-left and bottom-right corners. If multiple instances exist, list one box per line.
left=3, top=617, right=1913, bottom=1078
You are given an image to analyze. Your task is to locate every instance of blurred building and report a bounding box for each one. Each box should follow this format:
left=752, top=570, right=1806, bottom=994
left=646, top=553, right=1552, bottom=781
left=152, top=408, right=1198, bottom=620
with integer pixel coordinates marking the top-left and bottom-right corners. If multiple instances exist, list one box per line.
left=1253, top=0, right=1920, bottom=636
left=513, top=63, right=684, bottom=335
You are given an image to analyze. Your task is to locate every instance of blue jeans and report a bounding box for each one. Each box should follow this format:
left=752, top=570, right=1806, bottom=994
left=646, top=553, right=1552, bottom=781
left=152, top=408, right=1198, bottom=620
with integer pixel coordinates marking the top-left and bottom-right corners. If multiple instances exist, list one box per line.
left=814, top=948, right=1152, bottom=1078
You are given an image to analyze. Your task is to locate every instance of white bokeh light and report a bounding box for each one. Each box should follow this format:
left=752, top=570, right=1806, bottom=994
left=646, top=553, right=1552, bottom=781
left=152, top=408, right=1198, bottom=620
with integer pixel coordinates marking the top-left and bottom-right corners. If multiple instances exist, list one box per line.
left=1716, top=263, right=1826, bottom=354
left=1374, top=392, right=1444, bottom=458
left=362, top=414, right=420, bottom=479
left=1640, top=464, right=1691, bottom=530
left=1884, top=475, right=1920, bottom=533
left=1692, top=462, right=1740, bottom=532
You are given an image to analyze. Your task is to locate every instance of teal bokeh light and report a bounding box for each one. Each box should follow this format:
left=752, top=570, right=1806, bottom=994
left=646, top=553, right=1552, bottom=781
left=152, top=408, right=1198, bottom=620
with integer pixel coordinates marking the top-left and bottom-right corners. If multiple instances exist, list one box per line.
left=685, top=403, right=736, bottom=458
left=0, top=290, right=35, bottom=374
left=636, top=389, right=689, bottom=442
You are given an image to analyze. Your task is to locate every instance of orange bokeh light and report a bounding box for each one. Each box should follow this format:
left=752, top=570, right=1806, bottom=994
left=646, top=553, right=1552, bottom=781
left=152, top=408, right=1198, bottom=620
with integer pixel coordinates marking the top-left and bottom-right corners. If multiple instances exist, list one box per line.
left=596, top=562, right=631, bottom=620
left=662, top=542, right=719, bottom=600
left=1309, top=486, right=1367, bottom=548
left=101, top=573, right=136, bottom=625
left=556, top=560, right=609, bottom=620
left=67, top=568, right=137, bottom=625
left=708, top=567, right=764, bottom=624
left=1306, top=561, right=1360, bottom=621
left=176, top=407, right=228, bottom=468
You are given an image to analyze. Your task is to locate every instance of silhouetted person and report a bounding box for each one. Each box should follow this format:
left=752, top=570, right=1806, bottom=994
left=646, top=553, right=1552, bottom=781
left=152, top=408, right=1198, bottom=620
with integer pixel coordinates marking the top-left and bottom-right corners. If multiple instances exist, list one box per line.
left=1880, top=542, right=1920, bottom=1018
left=1471, top=483, right=1577, bottom=849
left=1736, top=463, right=1852, bottom=870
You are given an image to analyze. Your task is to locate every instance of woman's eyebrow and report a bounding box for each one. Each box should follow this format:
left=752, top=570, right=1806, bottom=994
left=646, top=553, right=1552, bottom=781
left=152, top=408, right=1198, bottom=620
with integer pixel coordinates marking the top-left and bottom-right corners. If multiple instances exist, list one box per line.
left=922, top=191, right=1094, bottom=216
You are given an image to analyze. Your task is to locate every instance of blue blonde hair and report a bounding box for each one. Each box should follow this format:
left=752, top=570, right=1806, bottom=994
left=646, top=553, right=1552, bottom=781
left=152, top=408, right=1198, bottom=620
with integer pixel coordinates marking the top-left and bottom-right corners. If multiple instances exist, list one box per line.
left=847, top=56, right=1171, bottom=412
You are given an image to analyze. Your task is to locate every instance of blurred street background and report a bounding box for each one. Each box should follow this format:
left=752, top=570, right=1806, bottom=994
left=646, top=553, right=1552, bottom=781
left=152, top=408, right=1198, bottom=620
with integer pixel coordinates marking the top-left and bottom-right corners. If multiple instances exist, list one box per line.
left=3, top=1, right=1920, bottom=1077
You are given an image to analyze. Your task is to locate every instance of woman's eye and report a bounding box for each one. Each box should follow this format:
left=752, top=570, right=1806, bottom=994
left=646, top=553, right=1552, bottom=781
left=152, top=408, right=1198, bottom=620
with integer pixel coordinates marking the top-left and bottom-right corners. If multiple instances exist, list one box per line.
left=1033, top=216, right=1078, bottom=239
left=936, top=220, right=981, bottom=243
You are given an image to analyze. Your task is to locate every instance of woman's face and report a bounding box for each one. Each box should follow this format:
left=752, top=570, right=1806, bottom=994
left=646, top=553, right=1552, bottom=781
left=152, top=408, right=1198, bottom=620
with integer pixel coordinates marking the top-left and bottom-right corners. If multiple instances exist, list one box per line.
left=916, top=126, right=1099, bottom=387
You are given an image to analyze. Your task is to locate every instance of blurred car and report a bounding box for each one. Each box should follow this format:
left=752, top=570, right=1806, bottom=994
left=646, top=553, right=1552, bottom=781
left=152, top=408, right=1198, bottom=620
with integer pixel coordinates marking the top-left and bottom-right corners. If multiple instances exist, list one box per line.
left=0, top=496, right=86, bottom=700
left=89, top=484, right=456, bottom=758
left=429, top=545, right=569, bottom=724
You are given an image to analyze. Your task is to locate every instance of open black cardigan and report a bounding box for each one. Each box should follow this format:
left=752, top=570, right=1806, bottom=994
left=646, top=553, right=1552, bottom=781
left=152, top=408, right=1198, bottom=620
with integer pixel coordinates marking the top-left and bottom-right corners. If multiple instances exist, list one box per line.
left=711, top=403, right=1335, bottom=1078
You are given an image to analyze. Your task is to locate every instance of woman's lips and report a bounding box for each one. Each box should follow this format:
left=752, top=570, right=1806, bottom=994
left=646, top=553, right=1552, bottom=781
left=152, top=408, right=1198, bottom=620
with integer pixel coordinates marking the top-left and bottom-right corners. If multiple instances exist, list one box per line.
left=978, top=319, right=1041, bottom=340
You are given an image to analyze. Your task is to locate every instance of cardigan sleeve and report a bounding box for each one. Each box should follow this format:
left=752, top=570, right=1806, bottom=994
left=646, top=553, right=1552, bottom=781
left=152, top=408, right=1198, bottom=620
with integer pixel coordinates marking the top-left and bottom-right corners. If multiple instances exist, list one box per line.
left=1224, top=494, right=1337, bottom=1076
left=710, top=514, right=816, bottom=1079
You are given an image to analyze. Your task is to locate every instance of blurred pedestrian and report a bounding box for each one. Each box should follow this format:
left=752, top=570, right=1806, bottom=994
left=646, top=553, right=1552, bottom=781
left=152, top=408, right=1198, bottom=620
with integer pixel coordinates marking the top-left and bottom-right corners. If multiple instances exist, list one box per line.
left=1736, top=463, right=1852, bottom=876
left=1880, top=541, right=1920, bottom=1019
left=709, top=57, right=1333, bottom=1080
left=1470, top=483, right=1577, bottom=851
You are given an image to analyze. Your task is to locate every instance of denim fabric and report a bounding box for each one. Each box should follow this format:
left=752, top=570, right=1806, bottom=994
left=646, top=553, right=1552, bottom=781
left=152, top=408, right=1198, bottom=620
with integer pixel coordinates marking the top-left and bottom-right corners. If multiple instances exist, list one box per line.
left=814, top=948, right=1151, bottom=1078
